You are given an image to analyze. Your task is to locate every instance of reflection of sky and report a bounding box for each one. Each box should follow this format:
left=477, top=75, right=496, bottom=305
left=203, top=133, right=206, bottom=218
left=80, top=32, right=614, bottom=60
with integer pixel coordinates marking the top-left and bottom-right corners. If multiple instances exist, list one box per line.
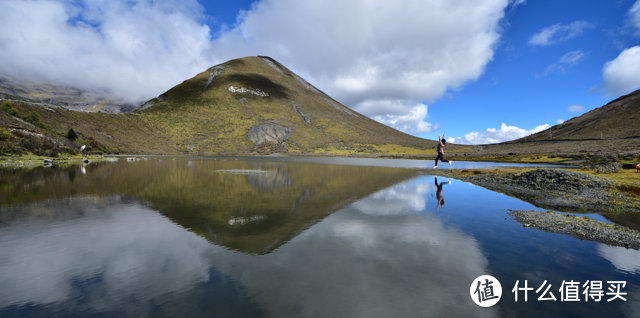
left=0, top=197, right=220, bottom=316
left=598, top=245, right=640, bottom=274
left=1, top=172, right=640, bottom=317
left=208, top=178, right=497, bottom=318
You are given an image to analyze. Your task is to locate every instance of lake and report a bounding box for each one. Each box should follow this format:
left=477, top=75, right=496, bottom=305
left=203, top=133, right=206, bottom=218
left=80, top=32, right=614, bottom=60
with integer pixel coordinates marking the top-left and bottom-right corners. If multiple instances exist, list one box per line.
left=0, top=157, right=638, bottom=317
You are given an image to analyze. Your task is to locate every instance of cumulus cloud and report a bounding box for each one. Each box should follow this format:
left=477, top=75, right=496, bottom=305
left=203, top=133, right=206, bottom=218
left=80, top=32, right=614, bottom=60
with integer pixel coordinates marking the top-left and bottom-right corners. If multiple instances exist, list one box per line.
left=373, top=104, right=439, bottom=134
left=448, top=123, right=550, bottom=144
left=557, top=119, right=564, bottom=124
left=0, top=0, right=513, bottom=134
left=528, top=21, right=594, bottom=47
left=567, top=104, right=585, bottom=112
left=600, top=46, right=640, bottom=96
left=217, top=0, right=511, bottom=119
left=536, top=50, right=585, bottom=77
left=0, top=0, right=216, bottom=104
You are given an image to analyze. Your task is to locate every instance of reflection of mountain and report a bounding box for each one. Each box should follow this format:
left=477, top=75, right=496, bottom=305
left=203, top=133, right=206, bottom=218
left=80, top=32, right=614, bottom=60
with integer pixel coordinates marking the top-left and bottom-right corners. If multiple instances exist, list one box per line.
left=207, top=178, right=496, bottom=318
left=246, top=162, right=291, bottom=189
left=0, top=159, right=419, bottom=254
left=0, top=170, right=492, bottom=317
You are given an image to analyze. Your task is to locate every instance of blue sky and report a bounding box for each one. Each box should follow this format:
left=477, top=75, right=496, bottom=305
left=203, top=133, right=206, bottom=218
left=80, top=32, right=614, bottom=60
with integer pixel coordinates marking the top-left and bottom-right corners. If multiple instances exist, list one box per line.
left=1, top=0, right=640, bottom=144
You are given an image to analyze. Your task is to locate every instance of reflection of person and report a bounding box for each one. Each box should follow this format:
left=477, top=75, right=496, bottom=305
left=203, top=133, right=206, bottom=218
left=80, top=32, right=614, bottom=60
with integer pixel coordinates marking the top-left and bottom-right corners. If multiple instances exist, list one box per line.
left=435, top=176, right=451, bottom=210
left=431, top=133, right=452, bottom=169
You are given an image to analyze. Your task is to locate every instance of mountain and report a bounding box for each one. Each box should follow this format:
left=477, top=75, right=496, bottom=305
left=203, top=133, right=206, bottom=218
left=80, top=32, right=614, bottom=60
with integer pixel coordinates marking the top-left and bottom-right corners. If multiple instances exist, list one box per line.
left=136, top=56, right=463, bottom=155
left=0, top=75, right=136, bottom=113
left=481, top=89, right=640, bottom=157
left=2, top=56, right=466, bottom=157
left=520, top=89, right=640, bottom=142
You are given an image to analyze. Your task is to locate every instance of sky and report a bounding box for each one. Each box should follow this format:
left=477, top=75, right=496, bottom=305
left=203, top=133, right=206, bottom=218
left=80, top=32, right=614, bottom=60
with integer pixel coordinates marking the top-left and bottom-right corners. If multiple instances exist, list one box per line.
left=1, top=0, right=640, bottom=145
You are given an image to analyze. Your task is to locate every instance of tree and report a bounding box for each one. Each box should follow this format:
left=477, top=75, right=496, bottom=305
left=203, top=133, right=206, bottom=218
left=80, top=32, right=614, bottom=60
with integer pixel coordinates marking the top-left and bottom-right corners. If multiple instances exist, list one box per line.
left=67, top=128, right=78, bottom=141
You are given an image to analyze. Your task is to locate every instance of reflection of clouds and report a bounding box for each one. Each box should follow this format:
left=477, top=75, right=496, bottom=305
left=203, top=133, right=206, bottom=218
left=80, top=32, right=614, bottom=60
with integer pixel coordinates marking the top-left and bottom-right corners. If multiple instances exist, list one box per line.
left=350, top=178, right=435, bottom=215
left=211, top=178, right=496, bottom=318
left=0, top=198, right=216, bottom=315
left=597, top=244, right=640, bottom=273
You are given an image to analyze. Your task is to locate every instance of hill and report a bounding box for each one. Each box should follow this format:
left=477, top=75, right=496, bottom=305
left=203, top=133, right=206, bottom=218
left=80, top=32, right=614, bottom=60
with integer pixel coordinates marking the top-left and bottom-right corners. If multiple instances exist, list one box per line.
left=0, top=75, right=135, bottom=113
left=136, top=56, right=465, bottom=156
left=478, top=89, right=640, bottom=160
left=2, top=56, right=465, bottom=157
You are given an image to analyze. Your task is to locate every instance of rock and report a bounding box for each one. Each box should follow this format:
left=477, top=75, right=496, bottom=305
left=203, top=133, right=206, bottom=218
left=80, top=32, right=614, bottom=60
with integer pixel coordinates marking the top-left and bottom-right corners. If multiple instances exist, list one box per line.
left=583, top=162, right=622, bottom=174
left=247, top=124, right=292, bottom=147
left=292, top=101, right=311, bottom=124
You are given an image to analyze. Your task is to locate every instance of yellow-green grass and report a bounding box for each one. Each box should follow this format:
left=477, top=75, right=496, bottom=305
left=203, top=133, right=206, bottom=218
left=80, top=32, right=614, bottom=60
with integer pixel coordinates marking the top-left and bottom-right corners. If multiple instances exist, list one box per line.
left=139, top=56, right=451, bottom=155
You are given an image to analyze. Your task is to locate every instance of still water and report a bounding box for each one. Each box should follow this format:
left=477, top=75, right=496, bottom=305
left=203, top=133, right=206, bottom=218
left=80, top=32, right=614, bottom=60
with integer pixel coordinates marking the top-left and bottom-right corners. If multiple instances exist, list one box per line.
left=0, top=157, right=638, bottom=317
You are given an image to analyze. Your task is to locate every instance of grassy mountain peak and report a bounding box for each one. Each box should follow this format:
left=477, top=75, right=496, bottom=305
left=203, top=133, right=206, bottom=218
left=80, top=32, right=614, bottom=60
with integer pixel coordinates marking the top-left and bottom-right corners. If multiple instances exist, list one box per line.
left=136, top=56, right=453, bottom=155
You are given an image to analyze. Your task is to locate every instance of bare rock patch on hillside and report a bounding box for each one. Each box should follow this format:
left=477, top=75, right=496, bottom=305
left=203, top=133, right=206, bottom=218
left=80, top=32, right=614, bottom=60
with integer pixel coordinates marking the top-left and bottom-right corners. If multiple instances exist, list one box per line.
left=247, top=124, right=292, bottom=147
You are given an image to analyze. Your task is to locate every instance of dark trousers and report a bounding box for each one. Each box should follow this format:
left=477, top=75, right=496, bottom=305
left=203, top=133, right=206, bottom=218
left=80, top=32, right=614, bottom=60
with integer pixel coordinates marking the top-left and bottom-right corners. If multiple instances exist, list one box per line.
left=435, top=152, right=449, bottom=166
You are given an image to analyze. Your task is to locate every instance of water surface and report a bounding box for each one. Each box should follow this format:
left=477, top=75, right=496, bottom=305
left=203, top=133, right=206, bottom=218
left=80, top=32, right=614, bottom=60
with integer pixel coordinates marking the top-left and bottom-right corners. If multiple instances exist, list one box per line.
left=0, top=158, right=637, bottom=317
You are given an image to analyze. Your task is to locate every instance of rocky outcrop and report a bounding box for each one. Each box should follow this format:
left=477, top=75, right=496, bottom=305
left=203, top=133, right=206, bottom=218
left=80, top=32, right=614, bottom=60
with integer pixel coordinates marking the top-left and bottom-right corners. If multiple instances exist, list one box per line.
left=204, top=65, right=225, bottom=90
left=229, top=86, right=269, bottom=97
left=247, top=124, right=292, bottom=147
left=292, top=101, right=311, bottom=124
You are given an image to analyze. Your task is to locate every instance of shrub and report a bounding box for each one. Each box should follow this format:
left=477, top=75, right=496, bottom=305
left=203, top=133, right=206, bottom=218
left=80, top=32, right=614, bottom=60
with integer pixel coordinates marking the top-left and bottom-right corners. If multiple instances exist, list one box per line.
left=25, top=111, right=40, bottom=124
left=89, top=139, right=100, bottom=148
left=67, top=128, right=78, bottom=141
left=1, top=101, right=17, bottom=116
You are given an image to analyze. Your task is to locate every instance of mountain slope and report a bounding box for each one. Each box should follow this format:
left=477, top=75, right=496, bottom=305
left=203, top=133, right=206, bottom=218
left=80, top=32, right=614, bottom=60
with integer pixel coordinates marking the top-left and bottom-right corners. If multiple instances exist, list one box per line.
left=0, top=76, right=135, bottom=113
left=137, top=56, right=462, bottom=155
left=479, top=89, right=640, bottom=157
left=526, top=89, right=640, bottom=141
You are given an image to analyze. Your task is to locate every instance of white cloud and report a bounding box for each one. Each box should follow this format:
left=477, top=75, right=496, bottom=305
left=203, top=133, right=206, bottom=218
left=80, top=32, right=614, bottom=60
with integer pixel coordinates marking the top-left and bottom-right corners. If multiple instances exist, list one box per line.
left=448, top=123, right=550, bottom=144
left=0, top=0, right=512, bottom=134
left=567, top=104, right=585, bottom=112
left=219, top=0, right=512, bottom=121
left=373, top=104, right=439, bottom=134
left=559, top=50, right=585, bottom=65
left=631, top=0, right=640, bottom=35
left=0, top=0, right=215, bottom=104
left=600, top=46, right=640, bottom=96
left=536, top=50, right=585, bottom=77
left=557, top=119, right=564, bottom=124
left=528, top=21, right=594, bottom=47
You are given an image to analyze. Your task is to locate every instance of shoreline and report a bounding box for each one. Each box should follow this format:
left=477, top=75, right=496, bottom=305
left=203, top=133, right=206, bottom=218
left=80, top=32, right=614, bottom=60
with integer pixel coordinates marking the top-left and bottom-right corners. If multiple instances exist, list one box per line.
left=509, top=210, right=640, bottom=250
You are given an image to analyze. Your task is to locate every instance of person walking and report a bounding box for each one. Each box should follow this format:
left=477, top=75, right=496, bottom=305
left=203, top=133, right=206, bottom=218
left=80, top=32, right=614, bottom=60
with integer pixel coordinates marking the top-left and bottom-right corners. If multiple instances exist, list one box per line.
left=431, top=133, right=452, bottom=168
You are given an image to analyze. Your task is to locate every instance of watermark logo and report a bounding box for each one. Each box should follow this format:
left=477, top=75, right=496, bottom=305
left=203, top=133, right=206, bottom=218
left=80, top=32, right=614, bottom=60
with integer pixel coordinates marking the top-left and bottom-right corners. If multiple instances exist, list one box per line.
left=470, top=275, right=502, bottom=307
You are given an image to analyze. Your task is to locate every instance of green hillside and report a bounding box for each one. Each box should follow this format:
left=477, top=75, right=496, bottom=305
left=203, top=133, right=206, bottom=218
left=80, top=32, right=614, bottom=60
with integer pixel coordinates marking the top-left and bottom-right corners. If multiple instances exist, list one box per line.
left=2, top=56, right=469, bottom=157
left=137, top=56, right=465, bottom=156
